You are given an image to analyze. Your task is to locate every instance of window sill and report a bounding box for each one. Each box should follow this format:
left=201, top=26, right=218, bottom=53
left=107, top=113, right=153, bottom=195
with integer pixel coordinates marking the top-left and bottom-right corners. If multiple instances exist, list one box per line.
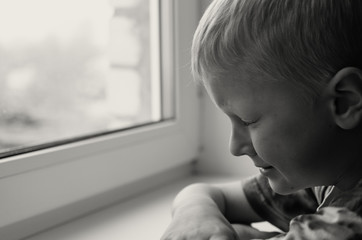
left=0, top=163, right=192, bottom=240
left=27, top=173, right=205, bottom=240
left=22, top=174, right=277, bottom=240
left=23, top=174, right=232, bottom=240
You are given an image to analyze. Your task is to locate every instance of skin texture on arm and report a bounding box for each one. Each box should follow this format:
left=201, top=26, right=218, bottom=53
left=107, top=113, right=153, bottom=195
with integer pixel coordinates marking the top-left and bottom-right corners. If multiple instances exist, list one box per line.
left=161, top=180, right=281, bottom=240
left=171, top=180, right=264, bottom=224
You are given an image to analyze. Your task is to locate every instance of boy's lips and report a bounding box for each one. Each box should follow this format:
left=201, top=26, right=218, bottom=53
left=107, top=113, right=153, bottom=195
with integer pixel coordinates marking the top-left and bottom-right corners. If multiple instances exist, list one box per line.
left=252, top=159, right=274, bottom=173
left=251, top=157, right=273, bottom=170
left=258, top=166, right=273, bottom=170
left=258, top=165, right=275, bottom=176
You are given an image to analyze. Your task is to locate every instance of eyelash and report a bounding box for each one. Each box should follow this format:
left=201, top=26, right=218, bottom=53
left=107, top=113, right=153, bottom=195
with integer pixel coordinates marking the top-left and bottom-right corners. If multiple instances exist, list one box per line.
left=230, top=115, right=257, bottom=127
left=234, top=116, right=256, bottom=127
left=242, top=120, right=256, bottom=127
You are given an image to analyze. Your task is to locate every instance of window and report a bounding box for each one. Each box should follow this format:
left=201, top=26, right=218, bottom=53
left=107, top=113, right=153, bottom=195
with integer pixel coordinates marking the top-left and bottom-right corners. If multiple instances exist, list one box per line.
left=0, top=0, right=173, bottom=158
left=0, top=1, right=199, bottom=239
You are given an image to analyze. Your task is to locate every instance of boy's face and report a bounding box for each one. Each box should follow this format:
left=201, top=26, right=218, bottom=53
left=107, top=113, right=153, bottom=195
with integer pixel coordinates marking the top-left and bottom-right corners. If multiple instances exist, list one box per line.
left=204, top=71, right=350, bottom=194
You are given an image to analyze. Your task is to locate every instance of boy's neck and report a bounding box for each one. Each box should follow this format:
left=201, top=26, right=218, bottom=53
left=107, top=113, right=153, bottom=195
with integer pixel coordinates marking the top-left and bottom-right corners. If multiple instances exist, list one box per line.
left=335, top=158, right=362, bottom=191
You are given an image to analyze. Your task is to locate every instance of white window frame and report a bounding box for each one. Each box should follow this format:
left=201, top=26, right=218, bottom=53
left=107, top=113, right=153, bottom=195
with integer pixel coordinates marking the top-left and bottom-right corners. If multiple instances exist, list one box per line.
left=0, top=0, right=201, bottom=239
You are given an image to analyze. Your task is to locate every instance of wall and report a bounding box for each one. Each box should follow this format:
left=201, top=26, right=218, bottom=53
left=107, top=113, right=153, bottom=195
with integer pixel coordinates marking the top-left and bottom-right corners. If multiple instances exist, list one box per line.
left=196, top=0, right=259, bottom=177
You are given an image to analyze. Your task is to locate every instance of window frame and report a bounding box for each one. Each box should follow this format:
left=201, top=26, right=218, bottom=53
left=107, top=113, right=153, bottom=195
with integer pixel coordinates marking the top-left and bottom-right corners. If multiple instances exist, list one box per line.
left=0, top=0, right=200, bottom=238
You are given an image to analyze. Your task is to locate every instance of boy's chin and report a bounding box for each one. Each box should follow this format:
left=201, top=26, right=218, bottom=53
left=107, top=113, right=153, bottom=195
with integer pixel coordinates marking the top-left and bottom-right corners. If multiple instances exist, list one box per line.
left=268, top=178, right=301, bottom=195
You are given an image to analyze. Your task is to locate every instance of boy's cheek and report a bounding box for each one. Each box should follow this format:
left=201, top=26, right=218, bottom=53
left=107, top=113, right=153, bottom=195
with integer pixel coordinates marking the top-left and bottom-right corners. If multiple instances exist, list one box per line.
left=251, top=126, right=286, bottom=162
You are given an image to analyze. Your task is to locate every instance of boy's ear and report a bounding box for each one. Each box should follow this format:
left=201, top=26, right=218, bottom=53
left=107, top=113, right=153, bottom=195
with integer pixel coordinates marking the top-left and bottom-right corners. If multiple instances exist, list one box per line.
left=325, top=67, right=362, bottom=129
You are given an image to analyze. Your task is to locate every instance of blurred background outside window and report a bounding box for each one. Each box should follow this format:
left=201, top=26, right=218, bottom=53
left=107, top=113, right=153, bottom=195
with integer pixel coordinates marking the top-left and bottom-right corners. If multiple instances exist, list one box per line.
left=0, top=0, right=168, bottom=157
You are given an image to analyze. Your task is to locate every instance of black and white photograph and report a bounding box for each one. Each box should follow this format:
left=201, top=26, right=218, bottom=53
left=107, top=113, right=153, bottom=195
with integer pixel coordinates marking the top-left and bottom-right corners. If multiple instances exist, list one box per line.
left=1, top=0, right=362, bottom=239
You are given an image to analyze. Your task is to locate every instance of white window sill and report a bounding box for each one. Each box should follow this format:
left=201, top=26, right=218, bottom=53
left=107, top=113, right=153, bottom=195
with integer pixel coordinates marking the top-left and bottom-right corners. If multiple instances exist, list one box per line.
left=24, top=174, right=277, bottom=240
left=27, top=174, right=207, bottom=240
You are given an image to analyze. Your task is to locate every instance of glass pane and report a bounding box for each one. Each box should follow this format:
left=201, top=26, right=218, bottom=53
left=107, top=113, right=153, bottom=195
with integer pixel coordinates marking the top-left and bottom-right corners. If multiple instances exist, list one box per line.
left=0, top=0, right=166, bottom=156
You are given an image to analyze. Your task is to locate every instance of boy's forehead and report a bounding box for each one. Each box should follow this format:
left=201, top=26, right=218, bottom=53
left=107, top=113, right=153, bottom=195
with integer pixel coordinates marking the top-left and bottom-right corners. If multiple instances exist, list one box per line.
left=204, top=69, right=304, bottom=108
left=204, top=68, right=267, bottom=91
left=204, top=71, right=262, bottom=103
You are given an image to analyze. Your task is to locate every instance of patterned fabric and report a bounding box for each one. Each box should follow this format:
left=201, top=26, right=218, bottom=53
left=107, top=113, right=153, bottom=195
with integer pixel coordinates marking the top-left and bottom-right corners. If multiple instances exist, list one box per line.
left=243, top=175, right=362, bottom=240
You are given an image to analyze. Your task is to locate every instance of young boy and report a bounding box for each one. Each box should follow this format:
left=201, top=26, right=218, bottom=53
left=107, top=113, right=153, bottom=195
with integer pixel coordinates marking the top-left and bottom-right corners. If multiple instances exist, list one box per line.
left=161, top=0, right=362, bottom=239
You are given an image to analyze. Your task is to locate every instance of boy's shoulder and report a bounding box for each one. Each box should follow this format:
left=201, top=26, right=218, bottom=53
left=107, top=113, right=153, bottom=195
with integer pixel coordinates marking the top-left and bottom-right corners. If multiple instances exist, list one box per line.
left=268, top=206, right=362, bottom=240
left=281, top=180, right=362, bottom=240
left=245, top=176, right=362, bottom=240
left=243, top=175, right=362, bottom=232
left=326, top=178, right=362, bottom=218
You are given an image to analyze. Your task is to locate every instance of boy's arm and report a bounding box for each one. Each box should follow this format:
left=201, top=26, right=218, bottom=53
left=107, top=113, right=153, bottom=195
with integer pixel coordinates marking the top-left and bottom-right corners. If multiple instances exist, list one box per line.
left=161, top=180, right=280, bottom=240
left=172, top=180, right=264, bottom=222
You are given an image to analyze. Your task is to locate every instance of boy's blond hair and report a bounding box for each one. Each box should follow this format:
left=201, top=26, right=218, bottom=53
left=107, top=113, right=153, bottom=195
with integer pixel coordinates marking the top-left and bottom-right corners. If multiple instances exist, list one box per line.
left=192, top=0, right=362, bottom=101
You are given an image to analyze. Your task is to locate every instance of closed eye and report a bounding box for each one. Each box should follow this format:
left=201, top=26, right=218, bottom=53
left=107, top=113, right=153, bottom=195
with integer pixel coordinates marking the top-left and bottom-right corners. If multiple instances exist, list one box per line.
left=241, top=119, right=256, bottom=127
left=230, top=114, right=257, bottom=127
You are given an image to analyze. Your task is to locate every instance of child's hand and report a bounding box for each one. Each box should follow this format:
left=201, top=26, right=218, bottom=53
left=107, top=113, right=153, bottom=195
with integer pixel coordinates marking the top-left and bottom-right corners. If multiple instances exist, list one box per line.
left=160, top=210, right=239, bottom=240
left=161, top=181, right=269, bottom=239
left=232, top=224, right=281, bottom=240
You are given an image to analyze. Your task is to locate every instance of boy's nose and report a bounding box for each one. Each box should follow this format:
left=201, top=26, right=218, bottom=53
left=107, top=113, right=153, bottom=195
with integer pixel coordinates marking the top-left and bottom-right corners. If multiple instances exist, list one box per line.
left=229, top=126, right=256, bottom=157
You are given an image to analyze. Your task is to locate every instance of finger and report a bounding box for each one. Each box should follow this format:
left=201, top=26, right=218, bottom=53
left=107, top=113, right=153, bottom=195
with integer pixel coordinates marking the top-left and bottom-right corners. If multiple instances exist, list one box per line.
left=258, top=231, right=282, bottom=238
left=209, top=237, right=233, bottom=240
left=209, top=234, right=238, bottom=240
left=232, top=224, right=280, bottom=239
left=160, top=233, right=185, bottom=240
